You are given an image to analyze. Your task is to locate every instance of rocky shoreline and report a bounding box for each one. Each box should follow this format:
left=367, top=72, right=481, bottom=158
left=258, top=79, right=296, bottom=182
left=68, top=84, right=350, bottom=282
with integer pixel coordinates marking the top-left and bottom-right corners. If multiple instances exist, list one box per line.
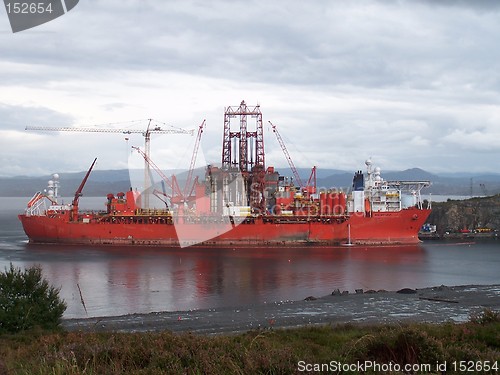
left=62, top=284, right=500, bottom=335
left=426, top=195, right=500, bottom=235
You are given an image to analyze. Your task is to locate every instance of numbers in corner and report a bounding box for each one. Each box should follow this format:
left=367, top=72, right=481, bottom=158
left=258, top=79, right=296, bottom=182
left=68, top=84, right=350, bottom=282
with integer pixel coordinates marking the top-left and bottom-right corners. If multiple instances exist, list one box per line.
left=6, top=2, right=54, bottom=14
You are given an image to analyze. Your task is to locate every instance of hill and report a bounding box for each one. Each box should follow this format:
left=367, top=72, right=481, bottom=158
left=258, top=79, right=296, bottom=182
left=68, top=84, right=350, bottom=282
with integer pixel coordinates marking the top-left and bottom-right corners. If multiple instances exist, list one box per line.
left=427, top=195, right=500, bottom=234
left=2, top=167, right=500, bottom=197
left=0, top=170, right=131, bottom=197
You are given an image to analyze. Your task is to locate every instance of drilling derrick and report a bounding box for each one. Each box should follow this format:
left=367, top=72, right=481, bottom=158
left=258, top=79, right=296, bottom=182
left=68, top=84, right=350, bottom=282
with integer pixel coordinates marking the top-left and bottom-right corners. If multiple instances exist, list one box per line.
left=218, top=101, right=266, bottom=213
left=222, top=100, right=264, bottom=171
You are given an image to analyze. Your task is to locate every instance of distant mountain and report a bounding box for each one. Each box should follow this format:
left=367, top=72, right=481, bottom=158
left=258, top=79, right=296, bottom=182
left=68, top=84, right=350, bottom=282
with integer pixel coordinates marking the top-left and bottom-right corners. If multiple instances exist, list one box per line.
left=383, top=168, right=438, bottom=181
left=310, top=167, right=500, bottom=196
left=294, top=167, right=347, bottom=179
left=314, top=167, right=438, bottom=191
left=0, top=170, right=131, bottom=198
left=2, top=167, right=500, bottom=197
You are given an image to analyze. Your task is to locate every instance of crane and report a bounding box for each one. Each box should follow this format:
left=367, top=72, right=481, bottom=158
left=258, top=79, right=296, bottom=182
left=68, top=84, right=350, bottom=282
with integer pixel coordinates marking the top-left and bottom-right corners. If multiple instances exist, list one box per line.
left=71, top=158, right=97, bottom=220
left=183, top=119, right=205, bottom=198
left=269, top=121, right=317, bottom=195
left=26, top=120, right=193, bottom=135
left=131, top=146, right=183, bottom=204
left=26, top=119, right=194, bottom=208
left=25, top=120, right=193, bottom=158
left=269, top=121, right=304, bottom=188
left=132, top=119, right=206, bottom=207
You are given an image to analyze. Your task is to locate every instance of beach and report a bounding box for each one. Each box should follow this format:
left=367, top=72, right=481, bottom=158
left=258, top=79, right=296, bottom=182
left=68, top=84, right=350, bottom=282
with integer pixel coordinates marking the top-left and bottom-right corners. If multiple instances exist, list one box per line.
left=62, top=284, right=500, bottom=335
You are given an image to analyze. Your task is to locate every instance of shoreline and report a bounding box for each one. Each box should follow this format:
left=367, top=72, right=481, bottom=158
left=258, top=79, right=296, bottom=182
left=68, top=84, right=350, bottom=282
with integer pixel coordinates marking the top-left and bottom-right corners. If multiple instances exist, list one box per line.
left=62, top=284, right=500, bottom=335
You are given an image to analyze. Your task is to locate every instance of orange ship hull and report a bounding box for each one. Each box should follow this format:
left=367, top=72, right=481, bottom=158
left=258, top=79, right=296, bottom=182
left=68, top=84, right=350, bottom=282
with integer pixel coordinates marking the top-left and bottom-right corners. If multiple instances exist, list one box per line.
left=18, top=208, right=430, bottom=247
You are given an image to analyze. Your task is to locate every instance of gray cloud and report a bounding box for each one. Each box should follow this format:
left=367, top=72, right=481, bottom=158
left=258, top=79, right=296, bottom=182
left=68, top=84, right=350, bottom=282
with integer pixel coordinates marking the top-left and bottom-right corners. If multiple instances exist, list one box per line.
left=413, top=0, right=500, bottom=11
left=0, top=104, right=73, bottom=129
left=2, top=1, right=499, bottom=90
left=0, top=0, right=499, bottom=177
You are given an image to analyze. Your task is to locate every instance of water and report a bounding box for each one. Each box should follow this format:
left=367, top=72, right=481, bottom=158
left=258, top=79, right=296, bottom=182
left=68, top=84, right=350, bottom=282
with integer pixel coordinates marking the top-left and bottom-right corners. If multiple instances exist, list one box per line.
left=2, top=197, right=499, bottom=319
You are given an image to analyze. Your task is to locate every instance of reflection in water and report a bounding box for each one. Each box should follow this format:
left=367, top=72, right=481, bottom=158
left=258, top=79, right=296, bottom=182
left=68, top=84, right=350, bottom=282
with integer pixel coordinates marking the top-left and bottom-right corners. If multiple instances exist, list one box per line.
left=13, top=244, right=427, bottom=318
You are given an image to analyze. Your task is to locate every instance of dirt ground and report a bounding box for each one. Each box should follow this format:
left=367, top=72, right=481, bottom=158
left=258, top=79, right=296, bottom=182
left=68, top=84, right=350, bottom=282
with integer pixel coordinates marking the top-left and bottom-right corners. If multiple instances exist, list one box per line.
left=62, top=284, right=500, bottom=335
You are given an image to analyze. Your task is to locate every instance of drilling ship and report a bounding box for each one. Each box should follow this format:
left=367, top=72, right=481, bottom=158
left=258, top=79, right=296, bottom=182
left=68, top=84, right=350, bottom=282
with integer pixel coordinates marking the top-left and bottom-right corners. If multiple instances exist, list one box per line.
left=19, top=101, right=431, bottom=247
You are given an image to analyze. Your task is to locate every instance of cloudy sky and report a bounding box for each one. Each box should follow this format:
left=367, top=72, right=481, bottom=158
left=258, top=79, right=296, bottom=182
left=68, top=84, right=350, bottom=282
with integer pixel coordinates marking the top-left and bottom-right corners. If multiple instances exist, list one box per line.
left=1, top=0, right=500, bottom=179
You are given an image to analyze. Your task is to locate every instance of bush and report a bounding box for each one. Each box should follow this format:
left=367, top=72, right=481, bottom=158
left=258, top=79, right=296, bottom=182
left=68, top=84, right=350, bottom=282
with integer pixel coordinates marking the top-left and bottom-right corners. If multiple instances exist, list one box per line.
left=0, top=263, right=67, bottom=334
left=470, top=308, right=500, bottom=325
left=348, top=326, right=444, bottom=366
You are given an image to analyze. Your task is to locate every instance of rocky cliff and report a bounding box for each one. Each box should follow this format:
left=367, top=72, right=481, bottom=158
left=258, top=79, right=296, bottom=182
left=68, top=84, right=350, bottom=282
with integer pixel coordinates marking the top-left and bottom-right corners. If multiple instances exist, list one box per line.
left=427, top=195, right=500, bottom=234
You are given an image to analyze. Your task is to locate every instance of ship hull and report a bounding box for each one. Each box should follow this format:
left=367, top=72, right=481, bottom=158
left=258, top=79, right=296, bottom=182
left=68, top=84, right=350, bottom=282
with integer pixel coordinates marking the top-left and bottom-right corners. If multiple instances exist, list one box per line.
left=18, top=208, right=430, bottom=247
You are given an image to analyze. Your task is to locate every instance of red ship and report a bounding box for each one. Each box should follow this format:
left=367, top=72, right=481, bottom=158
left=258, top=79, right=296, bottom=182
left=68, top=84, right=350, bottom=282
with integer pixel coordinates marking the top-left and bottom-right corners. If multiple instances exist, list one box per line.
left=19, top=101, right=431, bottom=247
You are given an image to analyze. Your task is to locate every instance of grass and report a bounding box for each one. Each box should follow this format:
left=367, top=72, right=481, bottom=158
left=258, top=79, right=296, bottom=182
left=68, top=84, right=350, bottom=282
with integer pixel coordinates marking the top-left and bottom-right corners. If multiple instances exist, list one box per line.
left=0, top=310, right=498, bottom=374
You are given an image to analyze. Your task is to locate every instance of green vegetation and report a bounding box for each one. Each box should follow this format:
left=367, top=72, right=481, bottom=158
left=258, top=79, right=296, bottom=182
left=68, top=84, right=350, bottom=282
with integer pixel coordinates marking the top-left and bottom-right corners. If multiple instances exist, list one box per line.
left=0, top=310, right=498, bottom=374
left=0, top=263, right=66, bottom=334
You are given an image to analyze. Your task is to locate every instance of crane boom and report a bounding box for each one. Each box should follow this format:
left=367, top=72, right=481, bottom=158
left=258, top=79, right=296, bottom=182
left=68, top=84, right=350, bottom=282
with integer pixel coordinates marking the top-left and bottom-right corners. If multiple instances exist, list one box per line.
left=73, top=157, right=98, bottom=206
left=25, top=120, right=194, bottom=145
left=183, top=119, right=205, bottom=197
left=131, top=146, right=183, bottom=199
left=25, top=124, right=193, bottom=135
left=269, top=121, right=304, bottom=188
left=71, top=157, right=97, bottom=220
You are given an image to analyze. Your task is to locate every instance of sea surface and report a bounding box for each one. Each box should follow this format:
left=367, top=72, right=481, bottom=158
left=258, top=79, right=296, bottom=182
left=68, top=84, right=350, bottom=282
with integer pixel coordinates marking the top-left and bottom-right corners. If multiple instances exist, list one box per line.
left=2, top=197, right=499, bottom=319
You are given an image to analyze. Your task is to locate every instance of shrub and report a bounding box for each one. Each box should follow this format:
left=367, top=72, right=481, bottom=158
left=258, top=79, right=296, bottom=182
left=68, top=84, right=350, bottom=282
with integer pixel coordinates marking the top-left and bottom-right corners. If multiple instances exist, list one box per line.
left=348, top=325, right=444, bottom=366
left=470, top=308, right=500, bottom=325
left=0, top=263, right=67, bottom=333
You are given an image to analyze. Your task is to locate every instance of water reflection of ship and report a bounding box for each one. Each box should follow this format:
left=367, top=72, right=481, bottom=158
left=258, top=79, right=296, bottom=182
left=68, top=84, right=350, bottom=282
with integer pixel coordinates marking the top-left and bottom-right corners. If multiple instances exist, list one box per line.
left=24, top=244, right=424, bottom=318
left=344, top=245, right=425, bottom=290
